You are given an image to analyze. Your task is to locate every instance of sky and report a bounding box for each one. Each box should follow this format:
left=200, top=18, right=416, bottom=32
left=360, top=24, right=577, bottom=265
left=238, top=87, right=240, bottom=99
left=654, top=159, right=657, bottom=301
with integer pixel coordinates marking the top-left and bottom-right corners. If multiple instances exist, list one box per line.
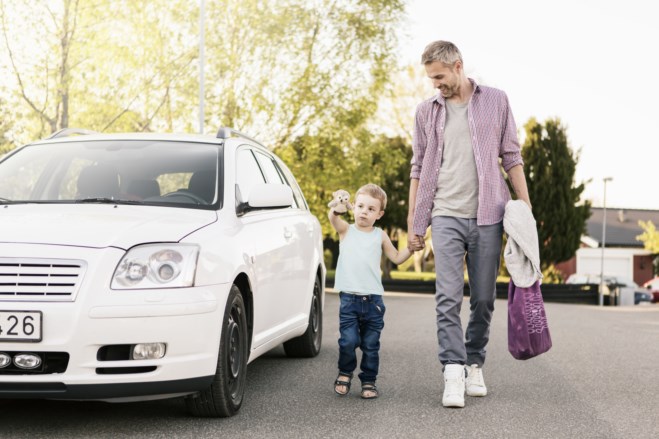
left=399, top=0, right=658, bottom=210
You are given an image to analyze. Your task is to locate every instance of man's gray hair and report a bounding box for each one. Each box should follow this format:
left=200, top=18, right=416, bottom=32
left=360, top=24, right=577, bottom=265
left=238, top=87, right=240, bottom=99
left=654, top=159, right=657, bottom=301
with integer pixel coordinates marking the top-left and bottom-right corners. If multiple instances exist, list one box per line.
left=421, top=40, right=463, bottom=66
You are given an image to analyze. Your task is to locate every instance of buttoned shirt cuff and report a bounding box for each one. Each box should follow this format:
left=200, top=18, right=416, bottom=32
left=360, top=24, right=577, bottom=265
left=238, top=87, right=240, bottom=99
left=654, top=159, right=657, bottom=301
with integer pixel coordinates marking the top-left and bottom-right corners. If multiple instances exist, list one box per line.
left=413, top=225, right=427, bottom=237
left=410, top=168, right=421, bottom=179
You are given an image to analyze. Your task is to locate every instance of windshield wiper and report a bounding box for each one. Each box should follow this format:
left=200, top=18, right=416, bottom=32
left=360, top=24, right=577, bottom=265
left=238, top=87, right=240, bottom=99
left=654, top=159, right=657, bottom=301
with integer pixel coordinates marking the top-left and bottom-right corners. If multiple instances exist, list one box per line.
left=0, top=197, right=15, bottom=204
left=76, top=198, right=143, bottom=205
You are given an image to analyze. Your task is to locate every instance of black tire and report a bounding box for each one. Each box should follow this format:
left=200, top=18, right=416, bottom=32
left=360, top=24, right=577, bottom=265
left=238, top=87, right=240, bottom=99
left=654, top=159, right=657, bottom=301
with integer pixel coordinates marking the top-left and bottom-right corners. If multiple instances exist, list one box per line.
left=186, top=285, right=248, bottom=417
left=283, top=276, right=322, bottom=358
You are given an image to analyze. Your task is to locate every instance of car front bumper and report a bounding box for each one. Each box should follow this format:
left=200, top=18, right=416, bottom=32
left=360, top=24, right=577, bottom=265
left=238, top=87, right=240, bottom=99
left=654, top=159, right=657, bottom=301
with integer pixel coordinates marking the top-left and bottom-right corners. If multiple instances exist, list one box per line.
left=0, top=244, right=231, bottom=401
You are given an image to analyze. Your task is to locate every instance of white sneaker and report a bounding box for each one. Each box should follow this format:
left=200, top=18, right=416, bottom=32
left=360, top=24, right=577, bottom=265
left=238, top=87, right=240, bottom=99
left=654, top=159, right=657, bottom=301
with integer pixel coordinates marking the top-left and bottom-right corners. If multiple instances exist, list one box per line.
left=466, top=364, right=487, bottom=397
left=442, top=364, right=465, bottom=408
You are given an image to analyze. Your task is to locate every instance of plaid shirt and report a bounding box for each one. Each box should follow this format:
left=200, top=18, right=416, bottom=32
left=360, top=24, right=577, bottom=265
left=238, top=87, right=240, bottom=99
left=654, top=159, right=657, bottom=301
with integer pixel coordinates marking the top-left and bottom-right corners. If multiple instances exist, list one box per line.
left=410, top=79, right=524, bottom=236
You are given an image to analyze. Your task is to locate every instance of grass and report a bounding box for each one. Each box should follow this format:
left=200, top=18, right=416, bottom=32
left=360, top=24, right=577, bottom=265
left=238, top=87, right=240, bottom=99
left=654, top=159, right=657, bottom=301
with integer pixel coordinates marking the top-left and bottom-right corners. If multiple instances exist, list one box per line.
left=390, top=271, right=436, bottom=281
left=326, top=269, right=511, bottom=283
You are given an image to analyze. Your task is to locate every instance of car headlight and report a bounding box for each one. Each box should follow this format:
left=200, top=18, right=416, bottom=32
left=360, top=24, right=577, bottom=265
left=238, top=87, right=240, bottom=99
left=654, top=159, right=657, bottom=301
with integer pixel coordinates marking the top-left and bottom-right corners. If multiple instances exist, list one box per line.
left=111, top=244, right=199, bottom=289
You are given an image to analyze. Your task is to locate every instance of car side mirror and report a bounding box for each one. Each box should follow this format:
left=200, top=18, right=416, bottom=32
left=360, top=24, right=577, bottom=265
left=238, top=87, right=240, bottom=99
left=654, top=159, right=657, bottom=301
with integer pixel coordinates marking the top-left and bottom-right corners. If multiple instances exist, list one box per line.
left=236, top=183, right=294, bottom=216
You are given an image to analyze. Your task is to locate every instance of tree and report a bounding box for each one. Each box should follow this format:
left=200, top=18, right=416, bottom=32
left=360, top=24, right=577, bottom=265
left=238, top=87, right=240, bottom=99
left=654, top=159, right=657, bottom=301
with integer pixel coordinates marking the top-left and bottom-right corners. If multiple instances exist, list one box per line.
left=0, top=95, right=12, bottom=154
left=201, top=0, right=404, bottom=141
left=637, top=221, right=659, bottom=252
left=371, top=63, right=434, bottom=144
left=1, top=0, right=405, bottom=154
left=637, top=221, right=659, bottom=275
left=276, top=130, right=412, bottom=274
left=1, top=0, right=408, bottom=244
left=75, top=0, right=199, bottom=133
left=0, top=0, right=199, bottom=141
left=1, top=0, right=85, bottom=137
left=275, top=131, right=411, bottom=231
left=521, top=117, right=591, bottom=270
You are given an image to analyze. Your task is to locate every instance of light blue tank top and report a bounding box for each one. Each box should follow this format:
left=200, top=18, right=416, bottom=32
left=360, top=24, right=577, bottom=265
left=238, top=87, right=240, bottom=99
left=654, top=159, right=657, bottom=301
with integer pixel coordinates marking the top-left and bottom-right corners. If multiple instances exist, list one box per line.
left=334, top=225, right=384, bottom=295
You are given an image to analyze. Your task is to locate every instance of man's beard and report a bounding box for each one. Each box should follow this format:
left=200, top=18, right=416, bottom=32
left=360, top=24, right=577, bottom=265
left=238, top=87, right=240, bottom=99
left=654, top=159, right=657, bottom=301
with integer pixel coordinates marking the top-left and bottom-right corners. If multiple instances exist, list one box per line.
left=439, top=83, right=458, bottom=98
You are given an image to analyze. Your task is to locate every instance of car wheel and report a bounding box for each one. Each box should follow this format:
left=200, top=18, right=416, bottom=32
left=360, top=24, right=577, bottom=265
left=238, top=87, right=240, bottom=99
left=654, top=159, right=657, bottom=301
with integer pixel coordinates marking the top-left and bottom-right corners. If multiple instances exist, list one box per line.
left=283, top=276, right=322, bottom=358
left=186, top=285, right=248, bottom=417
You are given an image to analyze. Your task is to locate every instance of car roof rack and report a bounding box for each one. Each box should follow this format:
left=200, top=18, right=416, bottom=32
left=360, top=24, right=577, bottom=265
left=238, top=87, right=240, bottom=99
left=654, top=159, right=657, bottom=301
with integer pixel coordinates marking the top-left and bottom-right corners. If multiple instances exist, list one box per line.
left=216, top=127, right=263, bottom=146
left=47, top=128, right=99, bottom=139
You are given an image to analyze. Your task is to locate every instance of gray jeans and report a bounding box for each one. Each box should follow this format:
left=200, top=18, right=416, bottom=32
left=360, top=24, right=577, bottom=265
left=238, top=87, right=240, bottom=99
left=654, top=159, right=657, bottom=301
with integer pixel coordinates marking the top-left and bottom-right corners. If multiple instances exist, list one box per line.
left=431, top=216, right=503, bottom=367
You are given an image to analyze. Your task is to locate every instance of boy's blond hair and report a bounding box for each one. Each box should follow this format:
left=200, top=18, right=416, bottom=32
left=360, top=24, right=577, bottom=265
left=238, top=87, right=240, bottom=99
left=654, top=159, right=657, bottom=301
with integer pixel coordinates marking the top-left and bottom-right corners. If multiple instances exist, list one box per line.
left=355, top=183, right=387, bottom=211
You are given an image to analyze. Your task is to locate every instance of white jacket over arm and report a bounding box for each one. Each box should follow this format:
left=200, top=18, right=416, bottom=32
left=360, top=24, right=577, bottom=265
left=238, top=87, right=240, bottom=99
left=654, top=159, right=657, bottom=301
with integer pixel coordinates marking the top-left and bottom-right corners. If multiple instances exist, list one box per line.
left=503, top=200, right=543, bottom=288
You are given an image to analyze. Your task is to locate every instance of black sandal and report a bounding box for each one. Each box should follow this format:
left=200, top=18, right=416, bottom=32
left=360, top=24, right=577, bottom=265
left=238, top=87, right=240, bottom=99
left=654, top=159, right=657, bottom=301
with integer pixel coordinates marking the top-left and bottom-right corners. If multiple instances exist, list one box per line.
left=334, top=372, right=353, bottom=396
left=361, top=382, right=379, bottom=399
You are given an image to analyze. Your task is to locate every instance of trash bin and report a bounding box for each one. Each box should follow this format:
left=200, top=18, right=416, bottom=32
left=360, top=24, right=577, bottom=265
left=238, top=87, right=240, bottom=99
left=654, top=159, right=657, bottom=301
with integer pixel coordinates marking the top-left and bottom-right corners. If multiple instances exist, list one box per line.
left=618, top=286, right=635, bottom=306
left=602, top=284, right=615, bottom=306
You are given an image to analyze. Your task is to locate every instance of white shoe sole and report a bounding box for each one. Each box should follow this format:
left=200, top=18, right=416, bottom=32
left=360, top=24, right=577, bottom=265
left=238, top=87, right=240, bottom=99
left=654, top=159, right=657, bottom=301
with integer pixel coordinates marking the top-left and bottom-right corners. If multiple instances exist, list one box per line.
left=442, top=397, right=465, bottom=408
left=466, top=387, right=487, bottom=397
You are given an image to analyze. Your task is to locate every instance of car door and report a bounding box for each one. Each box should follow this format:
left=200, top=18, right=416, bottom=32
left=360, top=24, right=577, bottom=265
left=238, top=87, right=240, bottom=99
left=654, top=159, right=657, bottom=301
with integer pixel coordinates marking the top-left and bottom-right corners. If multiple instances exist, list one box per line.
left=253, top=151, right=313, bottom=318
left=235, top=147, right=297, bottom=346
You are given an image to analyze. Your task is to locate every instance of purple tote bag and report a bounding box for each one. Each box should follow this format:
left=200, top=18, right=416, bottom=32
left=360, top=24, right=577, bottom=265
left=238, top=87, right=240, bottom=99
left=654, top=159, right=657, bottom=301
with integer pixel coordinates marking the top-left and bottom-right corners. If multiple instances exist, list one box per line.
left=507, top=280, right=552, bottom=360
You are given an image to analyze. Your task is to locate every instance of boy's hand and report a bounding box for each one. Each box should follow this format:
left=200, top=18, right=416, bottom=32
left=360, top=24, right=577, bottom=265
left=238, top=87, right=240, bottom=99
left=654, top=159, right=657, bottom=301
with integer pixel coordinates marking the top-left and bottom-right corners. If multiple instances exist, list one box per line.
left=328, top=205, right=349, bottom=237
left=407, top=234, right=425, bottom=252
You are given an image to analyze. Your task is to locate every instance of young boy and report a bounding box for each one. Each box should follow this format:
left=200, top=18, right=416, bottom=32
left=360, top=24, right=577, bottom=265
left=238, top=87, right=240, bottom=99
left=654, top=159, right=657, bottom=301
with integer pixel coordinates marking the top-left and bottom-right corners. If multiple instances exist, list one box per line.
left=329, top=183, right=412, bottom=399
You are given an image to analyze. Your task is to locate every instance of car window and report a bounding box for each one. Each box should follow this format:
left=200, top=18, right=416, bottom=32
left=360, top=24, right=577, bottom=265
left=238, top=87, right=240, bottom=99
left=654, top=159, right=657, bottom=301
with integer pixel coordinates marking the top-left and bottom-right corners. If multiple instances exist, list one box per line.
left=253, top=150, right=303, bottom=209
left=253, top=151, right=283, bottom=184
left=274, top=160, right=308, bottom=210
left=0, top=149, right=51, bottom=200
left=157, top=173, right=192, bottom=195
left=57, top=157, right=110, bottom=200
left=235, top=148, right=266, bottom=202
left=0, top=140, right=220, bottom=209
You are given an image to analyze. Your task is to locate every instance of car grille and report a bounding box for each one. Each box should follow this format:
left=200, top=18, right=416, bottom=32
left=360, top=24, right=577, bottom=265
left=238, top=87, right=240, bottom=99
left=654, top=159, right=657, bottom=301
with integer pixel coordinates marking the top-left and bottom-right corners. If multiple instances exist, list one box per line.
left=0, top=258, right=86, bottom=302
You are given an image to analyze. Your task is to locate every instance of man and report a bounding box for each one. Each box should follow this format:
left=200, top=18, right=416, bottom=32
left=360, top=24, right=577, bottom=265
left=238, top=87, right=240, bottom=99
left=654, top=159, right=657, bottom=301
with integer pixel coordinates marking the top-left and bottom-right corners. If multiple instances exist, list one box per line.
left=407, top=41, right=531, bottom=408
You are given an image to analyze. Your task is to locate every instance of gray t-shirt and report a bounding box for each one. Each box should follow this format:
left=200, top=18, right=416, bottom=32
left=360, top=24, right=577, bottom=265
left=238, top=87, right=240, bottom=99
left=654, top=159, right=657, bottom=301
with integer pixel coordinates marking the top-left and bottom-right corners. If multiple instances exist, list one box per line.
left=432, top=100, right=479, bottom=218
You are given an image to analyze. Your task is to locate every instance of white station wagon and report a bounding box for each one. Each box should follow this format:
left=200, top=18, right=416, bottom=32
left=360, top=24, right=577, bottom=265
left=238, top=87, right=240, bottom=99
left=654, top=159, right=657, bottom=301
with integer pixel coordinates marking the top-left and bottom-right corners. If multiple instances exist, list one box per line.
left=0, top=127, right=325, bottom=417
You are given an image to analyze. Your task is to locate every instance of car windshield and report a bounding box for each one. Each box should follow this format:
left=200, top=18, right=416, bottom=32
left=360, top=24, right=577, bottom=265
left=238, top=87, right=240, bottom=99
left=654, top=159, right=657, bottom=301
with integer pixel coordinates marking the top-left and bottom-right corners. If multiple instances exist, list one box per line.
left=0, top=140, right=221, bottom=209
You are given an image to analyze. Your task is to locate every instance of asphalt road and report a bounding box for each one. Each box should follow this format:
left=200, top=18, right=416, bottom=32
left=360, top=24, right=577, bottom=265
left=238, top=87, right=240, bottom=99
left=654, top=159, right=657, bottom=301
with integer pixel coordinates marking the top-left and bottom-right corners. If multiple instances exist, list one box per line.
left=1, top=291, right=657, bottom=439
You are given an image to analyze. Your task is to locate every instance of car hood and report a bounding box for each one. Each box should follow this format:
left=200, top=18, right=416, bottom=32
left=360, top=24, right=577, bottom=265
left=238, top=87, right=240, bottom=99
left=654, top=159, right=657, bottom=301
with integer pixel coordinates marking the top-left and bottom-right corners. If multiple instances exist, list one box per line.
left=0, top=204, right=218, bottom=250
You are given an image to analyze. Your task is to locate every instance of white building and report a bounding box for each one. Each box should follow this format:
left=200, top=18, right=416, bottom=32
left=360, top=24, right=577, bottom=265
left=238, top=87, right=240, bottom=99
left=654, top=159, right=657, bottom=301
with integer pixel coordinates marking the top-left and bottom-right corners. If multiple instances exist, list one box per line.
left=557, top=208, right=657, bottom=285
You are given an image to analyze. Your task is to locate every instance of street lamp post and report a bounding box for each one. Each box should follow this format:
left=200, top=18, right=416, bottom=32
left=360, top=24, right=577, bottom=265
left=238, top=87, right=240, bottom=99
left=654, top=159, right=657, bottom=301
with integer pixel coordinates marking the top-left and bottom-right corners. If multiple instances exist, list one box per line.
left=599, top=177, right=613, bottom=306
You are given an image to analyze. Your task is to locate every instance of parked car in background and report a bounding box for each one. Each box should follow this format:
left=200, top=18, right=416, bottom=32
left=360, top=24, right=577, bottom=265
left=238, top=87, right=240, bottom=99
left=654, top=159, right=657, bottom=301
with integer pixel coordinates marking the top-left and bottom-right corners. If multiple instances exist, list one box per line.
left=642, top=276, right=659, bottom=303
left=0, top=127, right=325, bottom=417
left=566, top=274, right=652, bottom=305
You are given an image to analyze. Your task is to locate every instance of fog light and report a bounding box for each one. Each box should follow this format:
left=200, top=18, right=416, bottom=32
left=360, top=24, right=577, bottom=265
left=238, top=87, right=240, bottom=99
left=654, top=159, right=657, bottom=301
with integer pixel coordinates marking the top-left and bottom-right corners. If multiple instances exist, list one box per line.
left=131, top=343, right=166, bottom=360
left=13, top=353, right=42, bottom=369
left=0, top=353, right=11, bottom=368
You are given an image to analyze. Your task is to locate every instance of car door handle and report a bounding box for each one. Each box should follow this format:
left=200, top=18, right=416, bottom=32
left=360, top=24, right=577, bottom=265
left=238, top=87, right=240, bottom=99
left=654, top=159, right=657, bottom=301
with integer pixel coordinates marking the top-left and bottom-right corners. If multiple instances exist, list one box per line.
left=284, top=228, right=293, bottom=239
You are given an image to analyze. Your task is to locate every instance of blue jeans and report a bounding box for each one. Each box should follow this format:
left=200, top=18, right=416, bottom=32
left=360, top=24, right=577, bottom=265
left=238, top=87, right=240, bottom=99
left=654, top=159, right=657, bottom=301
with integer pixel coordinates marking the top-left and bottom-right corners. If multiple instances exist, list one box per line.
left=337, top=292, right=386, bottom=383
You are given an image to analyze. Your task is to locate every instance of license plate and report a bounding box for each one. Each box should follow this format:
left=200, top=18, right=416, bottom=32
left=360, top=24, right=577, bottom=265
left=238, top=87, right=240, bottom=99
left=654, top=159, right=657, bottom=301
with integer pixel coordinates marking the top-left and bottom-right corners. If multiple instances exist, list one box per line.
left=0, top=310, right=42, bottom=342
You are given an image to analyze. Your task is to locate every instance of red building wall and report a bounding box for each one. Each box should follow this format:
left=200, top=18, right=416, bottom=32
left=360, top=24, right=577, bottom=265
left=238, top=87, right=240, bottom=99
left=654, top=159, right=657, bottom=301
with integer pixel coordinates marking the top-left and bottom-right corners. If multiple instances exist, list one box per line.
left=634, top=254, right=654, bottom=285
